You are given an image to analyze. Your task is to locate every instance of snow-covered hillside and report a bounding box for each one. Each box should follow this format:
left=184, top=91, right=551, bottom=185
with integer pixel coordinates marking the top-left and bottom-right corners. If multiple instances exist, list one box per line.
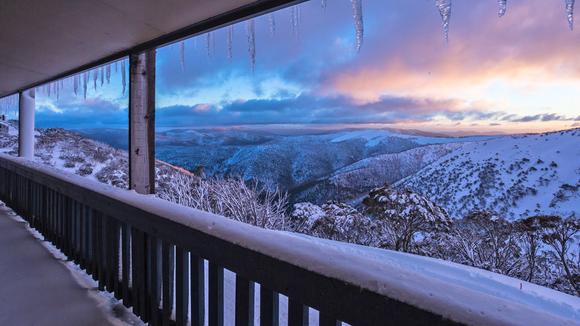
left=399, top=128, right=580, bottom=220
left=162, top=128, right=477, bottom=194
left=0, top=127, right=191, bottom=191
left=145, top=127, right=489, bottom=204
left=296, top=143, right=461, bottom=203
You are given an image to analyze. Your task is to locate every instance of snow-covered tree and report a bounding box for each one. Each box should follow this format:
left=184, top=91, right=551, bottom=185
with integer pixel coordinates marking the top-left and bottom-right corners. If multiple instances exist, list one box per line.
left=157, top=172, right=288, bottom=230
left=363, top=185, right=451, bottom=252
left=515, top=216, right=544, bottom=282
left=537, top=215, right=580, bottom=295
left=448, top=211, right=523, bottom=277
left=290, top=202, right=375, bottom=245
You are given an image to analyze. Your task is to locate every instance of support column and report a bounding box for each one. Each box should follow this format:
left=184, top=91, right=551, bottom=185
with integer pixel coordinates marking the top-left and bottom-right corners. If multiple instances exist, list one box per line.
left=18, top=89, right=35, bottom=159
left=129, top=50, right=156, bottom=194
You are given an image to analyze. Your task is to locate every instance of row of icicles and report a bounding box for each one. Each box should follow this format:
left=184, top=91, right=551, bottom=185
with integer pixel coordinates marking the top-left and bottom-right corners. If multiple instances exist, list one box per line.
left=0, top=94, right=18, bottom=116
left=436, top=0, right=576, bottom=42
left=0, top=0, right=576, bottom=107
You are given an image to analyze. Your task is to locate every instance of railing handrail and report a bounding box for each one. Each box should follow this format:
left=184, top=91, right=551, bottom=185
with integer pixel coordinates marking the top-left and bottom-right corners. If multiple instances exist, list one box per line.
left=0, top=154, right=574, bottom=326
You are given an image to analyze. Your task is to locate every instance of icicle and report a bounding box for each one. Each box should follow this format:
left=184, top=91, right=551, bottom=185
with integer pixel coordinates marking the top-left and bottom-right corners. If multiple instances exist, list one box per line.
left=179, top=41, right=186, bottom=71
left=213, top=31, right=216, bottom=56
left=56, top=82, right=60, bottom=101
left=83, top=72, right=88, bottom=100
left=106, top=64, right=111, bottom=84
left=291, top=7, right=297, bottom=37
left=269, top=13, right=276, bottom=36
left=435, top=0, right=452, bottom=43
left=47, top=83, right=51, bottom=97
left=227, top=25, right=234, bottom=60
left=321, top=0, right=327, bottom=9
left=121, top=60, right=127, bottom=95
left=115, top=61, right=119, bottom=73
left=498, top=0, right=507, bottom=17
left=290, top=6, right=302, bottom=39
left=247, top=19, right=256, bottom=72
left=565, top=0, right=575, bottom=30
left=206, top=32, right=212, bottom=57
left=100, top=66, right=105, bottom=87
left=73, top=75, right=79, bottom=96
left=93, top=69, right=98, bottom=91
left=351, top=0, right=364, bottom=52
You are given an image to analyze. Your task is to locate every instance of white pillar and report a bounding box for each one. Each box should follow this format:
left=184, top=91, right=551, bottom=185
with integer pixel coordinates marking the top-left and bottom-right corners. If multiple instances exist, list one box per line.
left=18, top=89, right=35, bottom=159
left=129, top=50, right=156, bottom=194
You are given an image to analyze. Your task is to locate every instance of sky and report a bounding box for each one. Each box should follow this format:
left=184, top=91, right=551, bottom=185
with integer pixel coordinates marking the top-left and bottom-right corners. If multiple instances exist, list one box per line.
left=11, top=0, right=580, bottom=135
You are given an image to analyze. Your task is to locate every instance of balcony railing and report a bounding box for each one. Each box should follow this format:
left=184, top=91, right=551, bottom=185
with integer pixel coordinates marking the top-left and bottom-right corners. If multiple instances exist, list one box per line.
left=0, top=154, right=469, bottom=326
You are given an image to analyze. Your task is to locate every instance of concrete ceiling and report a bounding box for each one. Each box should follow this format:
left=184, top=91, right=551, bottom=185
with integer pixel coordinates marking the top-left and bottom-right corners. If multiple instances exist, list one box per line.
left=0, top=0, right=291, bottom=97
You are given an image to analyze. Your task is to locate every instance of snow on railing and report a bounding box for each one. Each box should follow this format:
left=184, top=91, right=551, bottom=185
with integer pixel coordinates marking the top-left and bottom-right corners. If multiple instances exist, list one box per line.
left=0, top=154, right=578, bottom=326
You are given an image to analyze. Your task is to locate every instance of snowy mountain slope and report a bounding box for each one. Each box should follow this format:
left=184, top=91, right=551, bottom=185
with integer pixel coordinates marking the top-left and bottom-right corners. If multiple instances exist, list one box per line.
left=292, top=143, right=462, bottom=203
left=1, top=127, right=190, bottom=190
left=398, top=128, right=580, bottom=219
left=151, top=128, right=490, bottom=203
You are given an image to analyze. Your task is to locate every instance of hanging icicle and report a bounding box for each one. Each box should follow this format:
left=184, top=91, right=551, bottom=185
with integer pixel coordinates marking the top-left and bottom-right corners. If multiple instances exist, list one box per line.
left=321, top=0, right=327, bottom=9
left=83, top=72, right=88, bottom=100
left=106, top=64, right=111, bottom=84
left=212, top=30, right=216, bottom=56
left=206, top=32, right=212, bottom=58
left=227, top=25, right=234, bottom=60
left=121, top=60, right=127, bottom=95
left=498, top=0, right=507, bottom=17
left=435, top=0, right=452, bottom=43
left=351, top=0, right=364, bottom=52
left=93, top=69, right=98, bottom=91
left=565, top=0, right=575, bottom=30
left=115, top=61, right=119, bottom=73
left=291, top=7, right=297, bottom=37
left=247, top=19, right=256, bottom=72
left=180, top=41, right=186, bottom=71
left=100, top=66, right=105, bottom=87
left=269, top=13, right=276, bottom=36
left=73, top=75, right=79, bottom=96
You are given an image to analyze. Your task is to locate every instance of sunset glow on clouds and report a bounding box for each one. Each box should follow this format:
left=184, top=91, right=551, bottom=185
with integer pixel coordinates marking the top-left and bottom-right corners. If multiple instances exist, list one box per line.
left=33, top=0, right=580, bottom=135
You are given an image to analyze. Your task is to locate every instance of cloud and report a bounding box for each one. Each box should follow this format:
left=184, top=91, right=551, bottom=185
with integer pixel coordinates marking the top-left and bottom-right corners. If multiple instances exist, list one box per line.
left=504, top=113, right=575, bottom=123
left=153, top=93, right=509, bottom=127
left=36, top=97, right=127, bottom=129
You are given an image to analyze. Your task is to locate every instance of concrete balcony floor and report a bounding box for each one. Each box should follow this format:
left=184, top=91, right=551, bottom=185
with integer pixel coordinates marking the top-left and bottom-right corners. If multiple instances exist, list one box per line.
left=0, top=203, right=114, bottom=326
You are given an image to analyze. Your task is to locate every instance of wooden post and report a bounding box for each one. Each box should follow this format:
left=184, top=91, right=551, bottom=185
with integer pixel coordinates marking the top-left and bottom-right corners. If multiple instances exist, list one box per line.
left=18, top=89, right=35, bottom=159
left=129, top=50, right=156, bottom=194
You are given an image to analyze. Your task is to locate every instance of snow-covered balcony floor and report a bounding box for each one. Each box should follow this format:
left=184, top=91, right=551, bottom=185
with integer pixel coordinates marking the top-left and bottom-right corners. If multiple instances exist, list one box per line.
left=0, top=203, right=115, bottom=326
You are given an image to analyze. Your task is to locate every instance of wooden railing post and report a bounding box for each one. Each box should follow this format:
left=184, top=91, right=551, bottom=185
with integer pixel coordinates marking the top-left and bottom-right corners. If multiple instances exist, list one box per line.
left=129, top=50, right=156, bottom=194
